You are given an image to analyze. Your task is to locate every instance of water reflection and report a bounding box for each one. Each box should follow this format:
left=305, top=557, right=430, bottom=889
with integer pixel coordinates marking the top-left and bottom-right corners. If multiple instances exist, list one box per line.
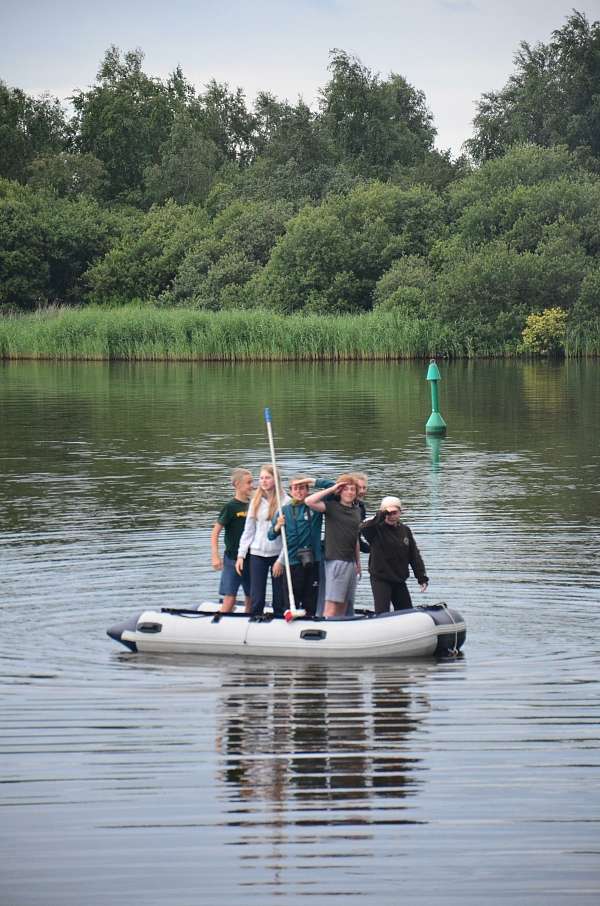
left=426, top=434, right=443, bottom=474
left=215, top=660, right=433, bottom=885
left=218, top=663, right=432, bottom=835
left=2, top=359, right=600, bottom=904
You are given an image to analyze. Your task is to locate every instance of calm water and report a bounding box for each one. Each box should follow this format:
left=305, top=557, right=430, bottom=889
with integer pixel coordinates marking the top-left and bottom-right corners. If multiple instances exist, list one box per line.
left=1, top=359, right=599, bottom=905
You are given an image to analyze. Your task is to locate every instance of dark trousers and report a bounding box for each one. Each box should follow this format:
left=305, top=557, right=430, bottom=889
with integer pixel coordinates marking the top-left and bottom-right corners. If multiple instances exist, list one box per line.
left=370, top=577, right=413, bottom=613
left=250, top=554, right=284, bottom=617
left=283, top=562, right=320, bottom=616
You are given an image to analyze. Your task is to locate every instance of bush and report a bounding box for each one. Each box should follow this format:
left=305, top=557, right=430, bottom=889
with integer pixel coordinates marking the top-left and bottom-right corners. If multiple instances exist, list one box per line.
left=255, top=181, right=445, bottom=313
left=521, top=307, right=568, bottom=354
left=0, top=178, right=122, bottom=311
left=85, top=200, right=208, bottom=304
left=572, top=268, right=600, bottom=325
left=373, top=256, right=434, bottom=314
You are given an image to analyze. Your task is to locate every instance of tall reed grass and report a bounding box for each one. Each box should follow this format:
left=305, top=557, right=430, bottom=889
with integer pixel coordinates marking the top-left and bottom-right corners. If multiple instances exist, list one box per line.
left=0, top=306, right=597, bottom=360
left=564, top=321, right=600, bottom=357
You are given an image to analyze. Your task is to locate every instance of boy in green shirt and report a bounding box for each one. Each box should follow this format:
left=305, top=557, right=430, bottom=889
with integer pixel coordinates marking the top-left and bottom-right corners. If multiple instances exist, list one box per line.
left=211, top=468, right=253, bottom=613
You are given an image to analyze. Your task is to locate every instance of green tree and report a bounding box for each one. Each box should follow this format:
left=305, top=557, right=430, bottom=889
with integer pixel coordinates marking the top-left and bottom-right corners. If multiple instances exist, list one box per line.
left=85, top=200, right=209, bottom=303
left=467, top=11, right=600, bottom=163
left=189, top=80, right=255, bottom=165
left=254, top=181, right=444, bottom=313
left=71, top=47, right=186, bottom=201
left=372, top=256, right=434, bottom=314
left=27, top=151, right=108, bottom=198
left=0, top=179, right=121, bottom=310
left=320, top=50, right=436, bottom=176
left=391, top=148, right=471, bottom=192
left=433, top=241, right=537, bottom=337
left=430, top=236, right=589, bottom=342
left=205, top=156, right=356, bottom=213
left=0, top=82, right=67, bottom=183
left=446, top=145, right=600, bottom=255
left=144, top=111, right=222, bottom=206
left=253, top=92, right=328, bottom=169
left=164, top=199, right=293, bottom=308
left=0, top=179, right=50, bottom=308
left=572, top=265, right=600, bottom=325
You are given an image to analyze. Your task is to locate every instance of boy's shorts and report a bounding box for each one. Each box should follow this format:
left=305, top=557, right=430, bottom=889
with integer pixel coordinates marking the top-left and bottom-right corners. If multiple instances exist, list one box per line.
left=219, top=554, right=251, bottom=598
left=324, top=559, right=357, bottom=605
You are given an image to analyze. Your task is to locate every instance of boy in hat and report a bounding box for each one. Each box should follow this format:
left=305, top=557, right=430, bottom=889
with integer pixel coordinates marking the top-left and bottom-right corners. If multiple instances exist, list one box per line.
left=269, top=475, right=323, bottom=617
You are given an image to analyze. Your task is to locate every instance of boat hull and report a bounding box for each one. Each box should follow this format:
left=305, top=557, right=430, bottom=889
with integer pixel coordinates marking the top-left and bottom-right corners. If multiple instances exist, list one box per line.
left=108, top=604, right=466, bottom=660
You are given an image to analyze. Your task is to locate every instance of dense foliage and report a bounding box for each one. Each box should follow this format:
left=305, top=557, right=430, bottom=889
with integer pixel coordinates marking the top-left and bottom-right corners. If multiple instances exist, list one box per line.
left=466, top=11, right=600, bottom=165
left=1, top=10, right=599, bottom=355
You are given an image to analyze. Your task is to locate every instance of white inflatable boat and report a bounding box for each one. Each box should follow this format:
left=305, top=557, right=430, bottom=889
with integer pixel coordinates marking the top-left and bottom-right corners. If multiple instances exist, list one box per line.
left=107, top=603, right=466, bottom=659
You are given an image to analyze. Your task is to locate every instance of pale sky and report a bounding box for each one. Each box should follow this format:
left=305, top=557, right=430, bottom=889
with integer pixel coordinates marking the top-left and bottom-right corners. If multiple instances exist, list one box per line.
left=1, top=1, right=599, bottom=156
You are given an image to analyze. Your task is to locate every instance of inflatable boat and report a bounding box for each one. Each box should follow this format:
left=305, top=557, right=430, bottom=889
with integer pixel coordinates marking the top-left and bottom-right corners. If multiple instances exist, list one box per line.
left=107, top=602, right=466, bottom=659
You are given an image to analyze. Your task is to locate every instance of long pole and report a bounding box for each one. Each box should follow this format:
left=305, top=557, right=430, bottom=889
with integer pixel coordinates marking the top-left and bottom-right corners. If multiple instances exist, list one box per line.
left=264, top=408, right=302, bottom=617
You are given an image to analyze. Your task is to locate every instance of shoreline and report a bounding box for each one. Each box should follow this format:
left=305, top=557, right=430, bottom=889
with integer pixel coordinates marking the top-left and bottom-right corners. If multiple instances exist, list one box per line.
left=1, top=306, right=598, bottom=360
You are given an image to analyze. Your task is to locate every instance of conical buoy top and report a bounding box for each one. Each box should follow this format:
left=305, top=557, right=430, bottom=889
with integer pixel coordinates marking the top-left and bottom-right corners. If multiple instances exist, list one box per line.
left=425, top=359, right=447, bottom=436
left=426, top=360, right=442, bottom=381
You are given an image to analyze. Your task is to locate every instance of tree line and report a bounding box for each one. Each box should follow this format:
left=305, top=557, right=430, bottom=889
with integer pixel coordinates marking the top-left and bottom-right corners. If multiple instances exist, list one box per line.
left=1, top=10, right=599, bottom=350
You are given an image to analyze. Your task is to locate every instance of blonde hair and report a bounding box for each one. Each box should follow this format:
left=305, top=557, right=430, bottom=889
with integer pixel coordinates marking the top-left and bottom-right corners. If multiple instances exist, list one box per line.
left=351, top=471, right=368, bottom=484
left=250, top=464, right=282, bottom=520
left=231, top=467, right=252, bottom=488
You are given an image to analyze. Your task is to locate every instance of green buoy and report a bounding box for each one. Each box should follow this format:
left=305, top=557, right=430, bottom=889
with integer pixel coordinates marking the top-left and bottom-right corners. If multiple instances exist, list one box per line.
left=425, top=360, right=447, bottom=436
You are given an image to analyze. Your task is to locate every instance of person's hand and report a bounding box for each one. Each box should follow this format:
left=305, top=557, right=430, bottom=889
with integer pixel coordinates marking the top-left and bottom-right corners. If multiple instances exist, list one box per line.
left=356, top=562, right=362, bottom=578
left=383, top=509, right=401, bottom=526
left=419, top=582, right=428, bottom=593
left=212, top=554, right=223, bottom=571
left=275, top=514, right=285, bottom=531
left=235, top=557, right=245, bottom=576
left=272, top=561, right=284, bottom=577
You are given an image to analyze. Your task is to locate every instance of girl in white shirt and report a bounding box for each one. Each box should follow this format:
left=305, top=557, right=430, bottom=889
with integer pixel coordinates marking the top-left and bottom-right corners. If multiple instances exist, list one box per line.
left=236, top=465, right=289, bottom=617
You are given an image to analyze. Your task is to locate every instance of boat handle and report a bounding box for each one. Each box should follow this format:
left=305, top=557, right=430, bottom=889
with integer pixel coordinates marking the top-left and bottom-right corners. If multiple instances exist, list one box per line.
left=137, top=622, right=162, bottom=633
left=300, top=629, right=327, bottom=640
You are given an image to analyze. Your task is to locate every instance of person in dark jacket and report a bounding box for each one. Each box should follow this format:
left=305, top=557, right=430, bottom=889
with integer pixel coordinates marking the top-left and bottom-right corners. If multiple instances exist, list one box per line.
left=360, top=496, right=428, bottom=613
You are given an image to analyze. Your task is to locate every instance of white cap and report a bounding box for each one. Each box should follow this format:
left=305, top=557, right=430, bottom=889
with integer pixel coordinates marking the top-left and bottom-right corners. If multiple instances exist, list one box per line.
left=380, top=496, right=402, bottom=512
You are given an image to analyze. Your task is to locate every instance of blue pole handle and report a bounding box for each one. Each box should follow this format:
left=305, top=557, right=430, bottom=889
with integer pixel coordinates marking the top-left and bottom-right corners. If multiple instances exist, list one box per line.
left=264, top=407, right=272, bottom=422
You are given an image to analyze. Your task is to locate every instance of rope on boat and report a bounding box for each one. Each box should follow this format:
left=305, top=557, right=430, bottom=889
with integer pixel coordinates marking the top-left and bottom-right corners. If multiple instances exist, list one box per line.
left=438, top=601, right=459, bottom=657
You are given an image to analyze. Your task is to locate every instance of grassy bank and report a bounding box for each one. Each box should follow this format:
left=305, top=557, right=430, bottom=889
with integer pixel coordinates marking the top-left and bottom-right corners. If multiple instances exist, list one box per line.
left=0, top=307, right=598, bottom=360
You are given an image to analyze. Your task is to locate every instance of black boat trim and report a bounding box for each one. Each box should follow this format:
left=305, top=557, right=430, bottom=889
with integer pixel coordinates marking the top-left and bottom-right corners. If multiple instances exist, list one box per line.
left=300, top=629, right=327, bottom=640
left=106, top=612, right=142, bottom=652
left=137, top=622, right=162, bottom=634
